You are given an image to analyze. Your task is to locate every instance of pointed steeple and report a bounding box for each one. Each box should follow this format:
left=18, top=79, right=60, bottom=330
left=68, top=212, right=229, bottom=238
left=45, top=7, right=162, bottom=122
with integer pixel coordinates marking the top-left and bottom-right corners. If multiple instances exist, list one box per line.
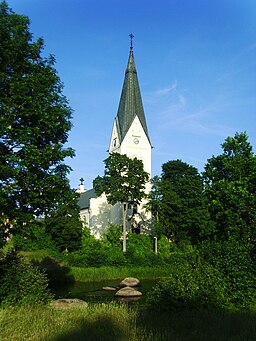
left=115, top=37, right=150, bottom=144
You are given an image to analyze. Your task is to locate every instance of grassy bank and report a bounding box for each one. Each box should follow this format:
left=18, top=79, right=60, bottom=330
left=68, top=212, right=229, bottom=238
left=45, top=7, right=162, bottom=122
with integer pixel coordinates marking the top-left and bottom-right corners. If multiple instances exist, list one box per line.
left=70, top=265, right=174, bottom=282
left=1, top=304, right=256, bottom=341
left=0, top=303, right=136, bottom=341
left=19, top=250, right=175, bottom=283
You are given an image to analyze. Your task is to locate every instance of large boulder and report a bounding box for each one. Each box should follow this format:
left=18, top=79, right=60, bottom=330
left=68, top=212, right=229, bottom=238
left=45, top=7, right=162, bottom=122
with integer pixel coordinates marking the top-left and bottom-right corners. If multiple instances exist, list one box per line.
left=50, top=298, right=88, bottom=309
left=115, top=286, right=142, bottom=297
left=120, top=277, right=140, bottom=287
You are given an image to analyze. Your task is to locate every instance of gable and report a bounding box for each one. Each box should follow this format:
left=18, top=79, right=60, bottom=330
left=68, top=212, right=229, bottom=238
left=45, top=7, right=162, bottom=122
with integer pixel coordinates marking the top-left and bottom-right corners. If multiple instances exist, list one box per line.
left=78, top=188, right=97, bottom=210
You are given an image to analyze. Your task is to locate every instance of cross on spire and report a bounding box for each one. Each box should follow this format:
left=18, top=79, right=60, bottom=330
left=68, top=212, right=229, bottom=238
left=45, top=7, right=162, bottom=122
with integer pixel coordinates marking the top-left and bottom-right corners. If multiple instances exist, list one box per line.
left=129, top=33, right=134, bottom=50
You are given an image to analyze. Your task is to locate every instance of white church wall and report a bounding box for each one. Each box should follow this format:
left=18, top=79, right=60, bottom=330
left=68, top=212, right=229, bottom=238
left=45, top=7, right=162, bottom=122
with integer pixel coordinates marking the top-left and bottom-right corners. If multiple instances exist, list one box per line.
left=118, top=116, right=152, bottom=227
left=119, top=116, right=151, bottom=178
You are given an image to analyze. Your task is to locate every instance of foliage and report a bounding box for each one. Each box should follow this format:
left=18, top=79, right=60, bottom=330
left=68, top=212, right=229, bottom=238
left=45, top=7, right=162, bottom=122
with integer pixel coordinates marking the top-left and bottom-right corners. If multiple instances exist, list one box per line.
left=146, top=251, right=228, bottom=311
left=199, top=240, right=256, bottom=308
left=93, top=153, right=149, bottom=252
left=203, top=132, right=256, bottom=243
left=125, top=233, right=156, bottom=265
left=0, top=249, right=53, bottom=307
left=65, top=226, right=173, bottom=268
left=0, top=2, right=75, bottom=240
left=12, top=220, right=57, bottom=251
left=93, top=153, right=149, bottom=206
left=149, top=160, right=213, bottom=244
left=66, top=227, right=126, bottom=267
left=45, top=191, right=83, bottom=252
left=103, top=224, right=123, bottom=247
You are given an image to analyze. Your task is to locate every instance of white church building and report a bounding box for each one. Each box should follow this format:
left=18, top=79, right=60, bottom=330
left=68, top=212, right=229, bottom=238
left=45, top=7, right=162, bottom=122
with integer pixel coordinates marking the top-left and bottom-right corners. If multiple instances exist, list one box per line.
left=78, top=38, right=152, bottom=238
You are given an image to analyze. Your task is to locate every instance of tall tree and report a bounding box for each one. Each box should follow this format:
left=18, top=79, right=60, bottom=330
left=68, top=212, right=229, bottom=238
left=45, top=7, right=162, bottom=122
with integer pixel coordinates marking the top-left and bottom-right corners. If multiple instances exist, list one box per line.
left=149, top=160, right=213, bottom=244
left=203, top=132, right=256, bottom=243
left=45, top=191, right=83, bottom=252
left=93, top=153, right=149, bottom=253
left=0, top=2, right=75, bottom=238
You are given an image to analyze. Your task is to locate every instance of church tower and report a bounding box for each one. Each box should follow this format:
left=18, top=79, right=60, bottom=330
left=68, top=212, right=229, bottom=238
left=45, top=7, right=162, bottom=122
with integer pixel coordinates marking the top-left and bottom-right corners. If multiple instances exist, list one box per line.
left=79, top=36, right=152, bottom=237
left=109, top=35, right=152, bottom=179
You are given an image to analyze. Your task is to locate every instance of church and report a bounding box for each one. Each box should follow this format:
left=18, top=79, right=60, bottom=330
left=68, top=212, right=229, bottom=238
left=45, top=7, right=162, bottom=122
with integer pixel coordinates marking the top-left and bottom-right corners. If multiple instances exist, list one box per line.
left=78, top=36, right=152, bottom=238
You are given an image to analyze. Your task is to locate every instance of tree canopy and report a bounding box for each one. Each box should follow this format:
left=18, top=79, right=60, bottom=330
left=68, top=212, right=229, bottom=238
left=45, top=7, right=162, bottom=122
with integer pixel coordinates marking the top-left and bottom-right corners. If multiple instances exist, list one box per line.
left=203, top=132, right=256, bottom=243
left=93, top=153, right=149, bottom=206
left=149, top=160, right=213, bottom=244
left=0, top=2, right=75, bottom=238
left=93, top=153, right=149, bottom=252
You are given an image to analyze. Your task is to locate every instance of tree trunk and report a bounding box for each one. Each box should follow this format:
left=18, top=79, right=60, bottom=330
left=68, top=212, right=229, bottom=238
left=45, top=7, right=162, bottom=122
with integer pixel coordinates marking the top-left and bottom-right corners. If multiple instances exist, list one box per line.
left=122, top=202, right=127, bottom=253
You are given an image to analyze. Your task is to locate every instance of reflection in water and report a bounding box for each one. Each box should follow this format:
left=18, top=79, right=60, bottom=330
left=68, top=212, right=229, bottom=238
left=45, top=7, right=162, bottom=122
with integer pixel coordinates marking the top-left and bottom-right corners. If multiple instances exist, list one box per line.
left=117, top=296, right=142, bottom=303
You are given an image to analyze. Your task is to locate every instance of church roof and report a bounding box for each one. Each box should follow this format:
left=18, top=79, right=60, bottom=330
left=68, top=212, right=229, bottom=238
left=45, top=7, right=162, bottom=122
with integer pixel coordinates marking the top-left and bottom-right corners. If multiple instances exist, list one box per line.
left=78, top=188, right=97, bottom=210
left=116, top=46, right=150, bottom=144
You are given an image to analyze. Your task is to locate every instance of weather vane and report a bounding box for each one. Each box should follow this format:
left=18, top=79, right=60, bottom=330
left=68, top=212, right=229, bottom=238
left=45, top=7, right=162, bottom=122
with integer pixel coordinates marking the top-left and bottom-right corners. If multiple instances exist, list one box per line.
left=129, top=33, right=134, bottom=49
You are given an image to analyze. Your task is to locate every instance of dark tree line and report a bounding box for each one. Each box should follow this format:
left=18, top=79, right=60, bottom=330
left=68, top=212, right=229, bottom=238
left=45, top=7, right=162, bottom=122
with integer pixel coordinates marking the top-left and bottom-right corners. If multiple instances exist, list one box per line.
left=149, top=132, right=256, bottom=249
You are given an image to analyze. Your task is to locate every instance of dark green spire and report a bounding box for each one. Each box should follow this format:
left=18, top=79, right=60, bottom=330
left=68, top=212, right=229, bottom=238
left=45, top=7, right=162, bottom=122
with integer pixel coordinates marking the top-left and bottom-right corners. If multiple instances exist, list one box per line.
left=116, top=42, right=150, bottom=144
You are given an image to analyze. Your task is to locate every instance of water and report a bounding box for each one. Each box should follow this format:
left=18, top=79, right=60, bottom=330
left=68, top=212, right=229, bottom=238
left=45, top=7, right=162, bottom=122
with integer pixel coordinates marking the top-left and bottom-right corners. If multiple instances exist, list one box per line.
left=50, top=279, right=158, bottom=305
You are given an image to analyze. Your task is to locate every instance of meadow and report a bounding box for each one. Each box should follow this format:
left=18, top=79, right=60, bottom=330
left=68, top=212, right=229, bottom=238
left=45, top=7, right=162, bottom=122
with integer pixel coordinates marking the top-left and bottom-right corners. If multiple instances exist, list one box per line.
left=1, top=303, right=256, bottom=341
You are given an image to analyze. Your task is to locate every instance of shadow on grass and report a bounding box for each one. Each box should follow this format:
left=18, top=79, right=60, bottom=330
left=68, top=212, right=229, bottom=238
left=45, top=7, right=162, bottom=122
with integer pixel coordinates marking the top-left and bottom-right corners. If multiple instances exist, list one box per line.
left=136, top=308, right=256, bottom=341
left=52, top=315, right=129, bottom=341
left=31, top=256, right=74, bottom=284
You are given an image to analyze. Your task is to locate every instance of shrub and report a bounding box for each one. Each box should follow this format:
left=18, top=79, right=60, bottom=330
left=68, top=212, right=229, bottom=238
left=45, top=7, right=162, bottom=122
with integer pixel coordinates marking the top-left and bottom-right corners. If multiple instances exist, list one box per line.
left=103, top=224, right=123, bottom=246
left=12, top=220, right=57, bottom=252
left=146, top=252, right=228, bottom=311
left=66, top=227, right=126, bottom=267
left=198, top=240, right=256, bottom=308
left=125, top=233, right=156, bottom=265
left=0, top=249, right=53, bottom=307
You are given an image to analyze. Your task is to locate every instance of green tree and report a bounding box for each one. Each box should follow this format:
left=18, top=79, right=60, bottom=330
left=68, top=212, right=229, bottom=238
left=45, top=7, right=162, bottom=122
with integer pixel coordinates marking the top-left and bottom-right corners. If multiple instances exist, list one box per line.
left=0, top=2, right=75, bottom=240
left=203, top=132, right=256, bottom=244
left=149, top=160, right=213, bottom=244
left=93, top=153, right=149, bottom=253
left=45, top=191, right=82, bottom=252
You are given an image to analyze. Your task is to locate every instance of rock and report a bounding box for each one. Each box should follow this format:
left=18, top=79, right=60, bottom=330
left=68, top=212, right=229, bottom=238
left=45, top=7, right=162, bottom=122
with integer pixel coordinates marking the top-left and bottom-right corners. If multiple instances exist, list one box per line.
left=120, top=277, right=140, bottom=287
left=102, top=286, right=116, bottom=291
left=115, top=286, right=142, bottom=297
left=50, top=298, right=88, bottom=309
left=117, top=296, right=141, bottom=302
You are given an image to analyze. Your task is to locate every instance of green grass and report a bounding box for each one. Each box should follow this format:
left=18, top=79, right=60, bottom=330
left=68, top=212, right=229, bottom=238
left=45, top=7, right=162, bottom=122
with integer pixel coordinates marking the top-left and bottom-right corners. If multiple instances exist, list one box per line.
left=137, top=309, right=256, bottom=341
left=70, top=265, right=174, bottom=282
left=0, top=303, right=137, bottom=341
left=18, top=250, right=176, bottom=283
left=1, top=304, right=256, bottom=341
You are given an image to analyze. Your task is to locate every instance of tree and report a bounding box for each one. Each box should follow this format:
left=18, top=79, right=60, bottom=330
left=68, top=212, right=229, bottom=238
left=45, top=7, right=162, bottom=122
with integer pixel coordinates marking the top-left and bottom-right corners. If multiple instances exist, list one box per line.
left=203, top=132, right=256, bottom=244
left=93, top=153, right=149, bottom=252
left=45, top=191, right=83, bottom=252
left=149, top=160, right=213, bottom=244
left=0, top=2, right=75, bottom=240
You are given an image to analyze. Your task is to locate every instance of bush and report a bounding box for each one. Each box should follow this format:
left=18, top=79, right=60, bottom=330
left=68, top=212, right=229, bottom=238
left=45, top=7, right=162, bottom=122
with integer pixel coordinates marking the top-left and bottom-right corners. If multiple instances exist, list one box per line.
left=198, top=240, right=256, bottom=308
left=103, top=224, right=123, bottom=246
left=146, top=251, right=228, bottom=311
left=66, top=227, right=126, bottom=267
left=0, top=249, right=53, bottom=307
left=12, top=221, right=57, bottom=252
left=125, top=233, right=156, bottom=265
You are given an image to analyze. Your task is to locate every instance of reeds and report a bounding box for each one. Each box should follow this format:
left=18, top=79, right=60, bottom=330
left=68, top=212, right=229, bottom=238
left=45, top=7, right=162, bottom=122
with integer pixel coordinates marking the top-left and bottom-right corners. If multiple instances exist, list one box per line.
left=70, top=265, right=174, bottom=282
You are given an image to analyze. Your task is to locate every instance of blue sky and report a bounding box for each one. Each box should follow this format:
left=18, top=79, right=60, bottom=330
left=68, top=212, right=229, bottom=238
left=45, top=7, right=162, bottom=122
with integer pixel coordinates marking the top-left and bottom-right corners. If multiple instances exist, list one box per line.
left=7, top=0, right=256, bottom=189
